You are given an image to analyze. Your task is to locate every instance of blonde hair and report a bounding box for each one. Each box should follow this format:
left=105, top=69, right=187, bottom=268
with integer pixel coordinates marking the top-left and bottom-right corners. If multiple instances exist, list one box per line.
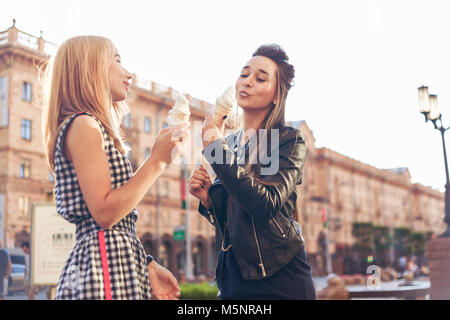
left=40, top=35, right=129, bottom=172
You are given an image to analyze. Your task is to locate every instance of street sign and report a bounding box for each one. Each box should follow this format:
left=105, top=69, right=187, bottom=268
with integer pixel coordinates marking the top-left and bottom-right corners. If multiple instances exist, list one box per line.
left=173, top=225, right=185, bottom=241
left=31, top=202, right=76, bottom=286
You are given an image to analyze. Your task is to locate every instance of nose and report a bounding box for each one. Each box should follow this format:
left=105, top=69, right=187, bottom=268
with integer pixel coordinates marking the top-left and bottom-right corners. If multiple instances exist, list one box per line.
left=125, top=69, right=132, bottom=80
left=242, top=75, right=253, bottom=88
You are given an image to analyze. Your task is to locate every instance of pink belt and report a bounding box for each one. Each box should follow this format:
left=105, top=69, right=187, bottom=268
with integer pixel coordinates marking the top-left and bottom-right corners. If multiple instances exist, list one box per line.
left=98, top=230, right=112, bottom=300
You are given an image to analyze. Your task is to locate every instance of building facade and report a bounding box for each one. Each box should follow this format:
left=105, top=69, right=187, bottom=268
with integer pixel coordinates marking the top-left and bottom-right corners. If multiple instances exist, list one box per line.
left=0, top=23, right=446, bottom=279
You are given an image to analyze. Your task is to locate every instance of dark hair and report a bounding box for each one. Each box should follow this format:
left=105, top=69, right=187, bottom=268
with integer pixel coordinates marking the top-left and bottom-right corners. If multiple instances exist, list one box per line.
left=21, top=241, right=30, bottom=248
left=246, top=44, right=296, bottom=174
left=249, top=45, right=299, bottom=220
left=252, top=43, right=295, bottom=91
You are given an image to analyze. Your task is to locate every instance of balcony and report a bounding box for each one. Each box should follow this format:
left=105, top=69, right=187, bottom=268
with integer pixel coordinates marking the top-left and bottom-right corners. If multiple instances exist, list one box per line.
left=0, top=20, right=57, bottom=56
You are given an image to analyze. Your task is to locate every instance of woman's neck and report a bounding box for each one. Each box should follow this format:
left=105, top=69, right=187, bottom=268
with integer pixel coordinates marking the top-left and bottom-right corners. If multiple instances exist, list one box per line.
left=242, top=107, right=270, bottom=143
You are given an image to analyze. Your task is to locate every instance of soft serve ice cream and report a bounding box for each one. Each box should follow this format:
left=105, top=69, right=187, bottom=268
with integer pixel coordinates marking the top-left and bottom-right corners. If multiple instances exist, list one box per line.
left=213, top=86, right=236, bottom=124
left=167, top=93, right=190, bottom=127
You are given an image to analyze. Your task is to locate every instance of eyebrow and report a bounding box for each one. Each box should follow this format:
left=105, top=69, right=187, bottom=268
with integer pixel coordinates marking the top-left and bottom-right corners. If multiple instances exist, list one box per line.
left=114, top=54, right=121, bottom=58
left=242, top=66, right=270, bottom=76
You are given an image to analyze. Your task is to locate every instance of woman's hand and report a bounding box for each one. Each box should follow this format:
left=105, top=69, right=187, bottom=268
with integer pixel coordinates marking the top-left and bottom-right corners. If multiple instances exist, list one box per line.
left=188, top=165, right=212, bottom=208
left=148, top=261, right=181, bottom=300
left=202, top=113, right=225, bottom=148
left=150, top=122, right=190, bottom=166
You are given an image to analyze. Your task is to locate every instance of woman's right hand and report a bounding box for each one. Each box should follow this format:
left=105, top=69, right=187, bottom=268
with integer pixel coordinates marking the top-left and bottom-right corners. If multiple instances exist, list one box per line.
left=188, top=165, right=212, bottom=208
left=150, top=122, right=190, bottom=166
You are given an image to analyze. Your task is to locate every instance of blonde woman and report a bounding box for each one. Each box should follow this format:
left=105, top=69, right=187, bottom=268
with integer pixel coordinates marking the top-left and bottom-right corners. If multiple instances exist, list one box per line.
left=41, top=36, right=189, bottom=300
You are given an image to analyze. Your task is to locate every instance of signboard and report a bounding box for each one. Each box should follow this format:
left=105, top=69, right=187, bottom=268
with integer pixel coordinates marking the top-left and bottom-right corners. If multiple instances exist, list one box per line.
left=0, top=76, right=8, bottom=127
left=31, top=202, right=76, bottom=286
left=173, top=225, right=185, bottom=241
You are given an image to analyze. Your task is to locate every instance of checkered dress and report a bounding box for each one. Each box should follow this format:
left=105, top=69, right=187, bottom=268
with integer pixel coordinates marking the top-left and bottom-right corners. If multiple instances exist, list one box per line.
left=53, top=113, right=151, bottom=300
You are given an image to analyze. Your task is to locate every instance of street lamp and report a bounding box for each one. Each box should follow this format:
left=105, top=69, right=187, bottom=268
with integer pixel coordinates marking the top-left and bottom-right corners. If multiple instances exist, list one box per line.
left=418, top=86, right=450, bottom=237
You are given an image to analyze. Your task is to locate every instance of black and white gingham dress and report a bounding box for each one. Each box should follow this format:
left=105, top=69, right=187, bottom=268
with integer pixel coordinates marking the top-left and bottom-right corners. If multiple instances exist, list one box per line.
left=53, top=113, right=151, bottom=300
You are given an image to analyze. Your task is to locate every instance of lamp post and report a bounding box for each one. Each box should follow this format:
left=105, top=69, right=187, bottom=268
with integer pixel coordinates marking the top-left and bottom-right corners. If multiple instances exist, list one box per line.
left=418, top=86, right=450, bottom=237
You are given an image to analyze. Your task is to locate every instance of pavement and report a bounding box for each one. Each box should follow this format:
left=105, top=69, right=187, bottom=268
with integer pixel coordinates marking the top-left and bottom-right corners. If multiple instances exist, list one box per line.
left=5, top=287, right=50, bottom=300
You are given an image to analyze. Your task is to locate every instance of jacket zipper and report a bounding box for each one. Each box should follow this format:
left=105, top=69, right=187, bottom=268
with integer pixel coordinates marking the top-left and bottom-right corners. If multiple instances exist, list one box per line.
left=251, top=217, right=267, bottom=278
left=273, top=216, right=287, bottom=238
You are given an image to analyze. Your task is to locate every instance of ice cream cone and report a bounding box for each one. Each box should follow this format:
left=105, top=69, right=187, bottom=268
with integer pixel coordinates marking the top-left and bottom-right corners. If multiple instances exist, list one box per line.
left=167, top=93, right=190, bottom=127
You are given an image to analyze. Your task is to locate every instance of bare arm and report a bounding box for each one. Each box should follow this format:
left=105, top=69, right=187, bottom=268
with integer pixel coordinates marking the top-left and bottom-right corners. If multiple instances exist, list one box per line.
left=66, top=115, right=188, bottom=229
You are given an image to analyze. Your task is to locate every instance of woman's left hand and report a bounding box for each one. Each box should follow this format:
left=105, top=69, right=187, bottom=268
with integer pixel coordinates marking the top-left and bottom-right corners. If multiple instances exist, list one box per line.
left=202, top=113, right=225, bottom=148
left=148, top=261, right=181, bottom=300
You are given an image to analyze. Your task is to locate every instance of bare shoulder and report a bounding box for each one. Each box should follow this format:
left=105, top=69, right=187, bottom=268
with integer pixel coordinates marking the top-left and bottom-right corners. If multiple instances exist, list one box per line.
left=65, top=115, right=105, bottom=160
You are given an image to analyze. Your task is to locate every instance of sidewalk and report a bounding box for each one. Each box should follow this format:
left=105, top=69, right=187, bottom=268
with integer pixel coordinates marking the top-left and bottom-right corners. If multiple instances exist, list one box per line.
left=5, top=288, right=49, bottom=300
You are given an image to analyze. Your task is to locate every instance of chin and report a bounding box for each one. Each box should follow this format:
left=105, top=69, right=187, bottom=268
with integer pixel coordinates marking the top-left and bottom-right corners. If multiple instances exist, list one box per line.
left=112, top=93, right=127, bottom=102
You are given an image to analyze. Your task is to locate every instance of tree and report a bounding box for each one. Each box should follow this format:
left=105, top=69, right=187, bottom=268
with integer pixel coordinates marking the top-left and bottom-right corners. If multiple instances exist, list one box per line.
left=352, top=222, right=374, bottom=273
left=394, top=227, right=412, bottom=258
left=410, top=232, right=426, bottom=257
left=373, top=225, right=392, bottom=267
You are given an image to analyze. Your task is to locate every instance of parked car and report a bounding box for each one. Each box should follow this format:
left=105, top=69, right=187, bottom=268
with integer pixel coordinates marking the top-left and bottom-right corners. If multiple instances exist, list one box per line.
left=8, top=263, right=26, bottom=294
left=6, top=248, right=27, bottom=295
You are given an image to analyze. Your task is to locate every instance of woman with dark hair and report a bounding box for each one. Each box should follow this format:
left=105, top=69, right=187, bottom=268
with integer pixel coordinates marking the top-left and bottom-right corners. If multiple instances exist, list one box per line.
left=189, top=44, right=316, bottom=299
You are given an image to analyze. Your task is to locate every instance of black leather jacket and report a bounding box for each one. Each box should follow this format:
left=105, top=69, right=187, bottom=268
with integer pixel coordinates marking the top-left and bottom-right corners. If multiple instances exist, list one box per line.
left=198, top=125, right=307, bottom=280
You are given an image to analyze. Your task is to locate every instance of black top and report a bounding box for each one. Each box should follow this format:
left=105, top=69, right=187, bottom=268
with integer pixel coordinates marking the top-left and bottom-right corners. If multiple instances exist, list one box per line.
left=216, top=236, right=316, bottom=300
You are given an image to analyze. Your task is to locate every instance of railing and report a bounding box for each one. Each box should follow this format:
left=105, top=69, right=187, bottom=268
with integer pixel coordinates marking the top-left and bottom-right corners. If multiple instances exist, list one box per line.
left=0, top=27, right=57, bottom=56
left=133, top=74, right=214, bottom=111
left=17, top=31, right=38, bottom=50
left=0, top=31, right=8, bottom=46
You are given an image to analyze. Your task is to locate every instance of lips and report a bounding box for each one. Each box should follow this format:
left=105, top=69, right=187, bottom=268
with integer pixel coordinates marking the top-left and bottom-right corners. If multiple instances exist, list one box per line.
left=239, top=90, right=250, bottom=98
left=124, top=81, right=129, bottom=91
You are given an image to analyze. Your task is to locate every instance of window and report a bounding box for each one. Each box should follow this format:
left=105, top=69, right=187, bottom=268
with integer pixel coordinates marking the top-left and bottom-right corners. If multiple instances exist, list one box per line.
left=22, top=82, right=32, bottom=102
left=163, top=181, right=169, bottom=198
left=146, top=211, right=154, bottom=227
left=19, top=159, right=31, bottom=179
left=125, top=142, right=131, bottom=160
left=145, top=148, right=151, bottom=159
left=163, top=211, right=170, bottom=227
left=123, top=113, right=131, bottom=128
left=18, top=196, right=30, bottom=218
left=180, top=212, right=186, bottom=225
left=144, top=117, right=151, bottom=133
left=21, top=119, right=32, bottom=140
left=46, top=192, right=54, bottom=202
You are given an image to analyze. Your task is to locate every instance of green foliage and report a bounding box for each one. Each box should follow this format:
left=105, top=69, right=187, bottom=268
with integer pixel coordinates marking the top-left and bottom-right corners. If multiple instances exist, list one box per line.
left=351, top=223, right=429, bottom=265
left=373, top=225, right=392, bottom=251
left=352, top=222, right=374, bottom=252
left=180, top=282, right=219, bottom=300
left=373, top=225, right=392, bottom=266
left=394, top=227, right=412, bottom=256
left=410, top=232, right=427, bottom=256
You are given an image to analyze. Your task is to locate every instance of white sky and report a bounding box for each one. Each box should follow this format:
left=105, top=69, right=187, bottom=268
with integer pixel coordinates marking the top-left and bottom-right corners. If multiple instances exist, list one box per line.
left=3, top=0, right=450, bottom=191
